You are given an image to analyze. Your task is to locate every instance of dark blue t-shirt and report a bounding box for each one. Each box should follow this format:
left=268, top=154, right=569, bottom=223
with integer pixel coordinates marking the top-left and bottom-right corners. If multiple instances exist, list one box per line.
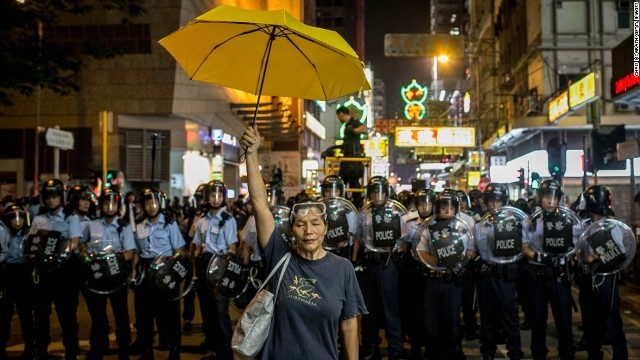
left=259, top=230, right=367, bottom=360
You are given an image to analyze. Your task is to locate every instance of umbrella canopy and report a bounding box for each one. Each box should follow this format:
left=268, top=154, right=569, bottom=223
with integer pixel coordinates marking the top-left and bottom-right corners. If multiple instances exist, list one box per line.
left=158, top=5, right=371, bottom=105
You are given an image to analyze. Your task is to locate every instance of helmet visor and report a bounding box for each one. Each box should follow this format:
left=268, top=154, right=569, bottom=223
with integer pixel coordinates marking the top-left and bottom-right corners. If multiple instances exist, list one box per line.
left=102, top=193, right=120, bottom=214
left=208, top=187, right=225, bottom=206
left=322, top=183, right=343, bottom=198
left=7, top=209, right=29, bottom=229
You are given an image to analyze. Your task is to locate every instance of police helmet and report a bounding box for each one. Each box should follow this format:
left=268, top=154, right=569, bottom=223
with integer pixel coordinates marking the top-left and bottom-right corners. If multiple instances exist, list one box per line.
left=584, top=185, right=613, bottom=216
left=193, top=183, right=206, bottom=207
left=1, top=205, right=30, bottom=232
left=366, top=176, right=389, bottom=203
left=41, top=179, right=65, bottom=204
left=205, top=180, right=227, bottom=208
left=537, top=179, right=563, bottom=202
left=100, top=188, right=123, bottom=215
left=398, top=191, right=416, bottom=211
left=468, top=189, right=483, bottom=201
left=483, top=183, right=509, bottom=205
left=415, top=188, right=436, bottom=218
left=455, top=190, right=471, bottom=211
left=434, top=189, right=459, bottom=217
left=139, top=188, right=166, bottom=216
left=320, top=175, right=345, bottom=198
left=67, top=185, right=95, bottom=212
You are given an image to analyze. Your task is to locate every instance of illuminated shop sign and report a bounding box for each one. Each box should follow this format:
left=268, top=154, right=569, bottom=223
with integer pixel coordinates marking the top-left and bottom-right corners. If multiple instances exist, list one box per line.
left=362, top=138, right=388, bottom=157
left=569, top=72, right=596, bottom=109
left=395, top=127, right=475, bottom=147
left=614, top=71, right=640, bottom=96
left=304, top=112, right=326, bottom=140
left=548, top=91, right=569, bottom=123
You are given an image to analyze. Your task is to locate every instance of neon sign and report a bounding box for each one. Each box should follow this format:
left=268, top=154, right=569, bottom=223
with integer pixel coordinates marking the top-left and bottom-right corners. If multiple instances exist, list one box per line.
left=548, top=91, right=569, bottom=123
left=614, top=71, right=640, bottom=96
left=400, top=79, right=428, bottom=120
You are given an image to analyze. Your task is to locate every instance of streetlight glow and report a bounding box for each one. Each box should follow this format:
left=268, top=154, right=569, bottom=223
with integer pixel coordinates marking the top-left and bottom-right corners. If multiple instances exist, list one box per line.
left=437, top=54, right=449, bottom=63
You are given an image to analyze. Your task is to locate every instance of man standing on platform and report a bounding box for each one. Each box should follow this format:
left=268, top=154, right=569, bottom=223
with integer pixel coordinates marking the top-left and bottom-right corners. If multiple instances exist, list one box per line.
left=336, top=106, right=367, bottom=208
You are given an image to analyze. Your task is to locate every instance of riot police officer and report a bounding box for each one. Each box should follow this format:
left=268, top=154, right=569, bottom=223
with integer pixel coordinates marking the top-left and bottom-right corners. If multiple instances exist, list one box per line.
left=29, top=179, right=82, bottom=360
left=319, top=175, right=358, bottom=260
left=0, top=205, right=35, bottom=359
left=474, top=183, right=524, bottom=360
left=401, top=188, right=435, bottom=359
left=67, top=185, right=97, bottom=223
left=192, top=181, right=237, bottom=360
left=416, top=189, right=475, bottom=360
left=576, top=185, right=628, bottom=360
left=132, top=188, right=186, bottom=360
left=81, top=188, right=136, bottom=360
left=523, top=179, right=580, bottom=360
left=353, top=176, right=409, bottom=360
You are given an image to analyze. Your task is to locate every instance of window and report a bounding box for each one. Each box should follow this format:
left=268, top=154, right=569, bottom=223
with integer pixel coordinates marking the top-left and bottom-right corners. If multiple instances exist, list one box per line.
left=119, top=129, right=170, bottom=182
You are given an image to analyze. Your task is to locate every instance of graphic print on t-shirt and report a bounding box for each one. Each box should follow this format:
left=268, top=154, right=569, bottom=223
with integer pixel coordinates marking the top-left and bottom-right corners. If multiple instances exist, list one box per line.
left=287, top=275, right=322, bottom=307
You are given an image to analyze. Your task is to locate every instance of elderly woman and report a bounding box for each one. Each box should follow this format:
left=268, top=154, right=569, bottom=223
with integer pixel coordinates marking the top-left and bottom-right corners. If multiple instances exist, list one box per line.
left=241, top=125, right=367, bottom=360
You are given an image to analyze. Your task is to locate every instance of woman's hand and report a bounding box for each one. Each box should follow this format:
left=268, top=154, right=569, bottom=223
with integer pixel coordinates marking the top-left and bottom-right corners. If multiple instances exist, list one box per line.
left=240, top=126, right=261, bottom=155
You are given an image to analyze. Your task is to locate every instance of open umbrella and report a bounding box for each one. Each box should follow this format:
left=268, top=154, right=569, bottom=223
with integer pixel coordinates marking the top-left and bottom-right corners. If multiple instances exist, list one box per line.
left=158, top=5, right=371, bottom=126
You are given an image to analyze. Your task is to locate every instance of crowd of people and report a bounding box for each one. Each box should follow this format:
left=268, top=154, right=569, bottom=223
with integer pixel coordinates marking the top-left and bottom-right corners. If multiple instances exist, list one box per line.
left=0, top=125, right=635, bottom=360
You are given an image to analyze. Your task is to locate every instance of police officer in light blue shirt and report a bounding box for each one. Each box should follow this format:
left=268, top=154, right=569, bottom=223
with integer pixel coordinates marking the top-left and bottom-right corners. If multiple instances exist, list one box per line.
left=29, top=179, right=82, bottom=360
left=0, top=205, right=35, bottom=359
left=132, top=188, right=185, bottom=360
left=192, top=180, right=237, bottom=360
left=81, top=188, right=136, bottom=360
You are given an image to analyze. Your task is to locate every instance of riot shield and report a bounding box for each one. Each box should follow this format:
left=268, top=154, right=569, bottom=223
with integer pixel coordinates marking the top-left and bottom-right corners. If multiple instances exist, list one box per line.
left=148, top=251, right=195, bottom=302
left=83, top=250, right=130, bottom=295
left=360, top=200, right=408, bottom=253
left=525, top=206, right=582, bottom=258
left=270, top=205, right=294, bottom=245
left=413, top=216, right=474, bottom=271
left=476, top=206, right=527, bottom=264
left=576, top=218, right=636, bottom=275
left=205, top=252, right=249, bottom=299
left=24, top=230, right=71, bottom=272
left=322, top=197, right=358, bottom=250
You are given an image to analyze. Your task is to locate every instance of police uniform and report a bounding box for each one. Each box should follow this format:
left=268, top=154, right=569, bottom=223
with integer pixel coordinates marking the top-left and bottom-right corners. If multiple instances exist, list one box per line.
left=526, top=212, right=580, bottom=360
left=0, top=222, right=35, bottom=358
left=133, top=213, right=185, bottom=359
left=475, top=219, right=524, bottom=360
left=417, top=215, right=472, bottom=360
left=356, top=200, right=408, bottom=359
left=192, top=208, right=237, bottom=359
left=30, top=209, right=82, bottom=359
left=82, top=217, right=136, bottom=358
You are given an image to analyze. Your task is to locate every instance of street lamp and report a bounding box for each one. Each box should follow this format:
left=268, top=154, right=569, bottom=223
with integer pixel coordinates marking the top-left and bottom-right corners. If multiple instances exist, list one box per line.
left=433, top=54, right=449, bottom=100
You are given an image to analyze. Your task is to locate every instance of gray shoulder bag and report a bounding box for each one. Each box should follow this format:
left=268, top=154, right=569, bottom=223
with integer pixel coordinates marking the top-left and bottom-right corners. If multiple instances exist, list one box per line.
left=231, top=252, right=291, bottom=358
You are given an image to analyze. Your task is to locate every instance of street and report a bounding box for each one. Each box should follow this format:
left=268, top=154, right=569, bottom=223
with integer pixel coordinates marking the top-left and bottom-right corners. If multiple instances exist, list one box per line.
left=4, top=282, right=640, bottom=360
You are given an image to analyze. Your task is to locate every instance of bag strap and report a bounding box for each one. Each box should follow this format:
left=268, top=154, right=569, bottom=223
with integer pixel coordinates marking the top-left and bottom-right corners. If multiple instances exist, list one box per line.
left=256, top=252, right=291, bottom=294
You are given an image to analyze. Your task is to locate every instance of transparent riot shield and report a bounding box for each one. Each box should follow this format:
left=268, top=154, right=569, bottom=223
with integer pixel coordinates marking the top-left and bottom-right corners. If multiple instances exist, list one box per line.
left=576, top=218, right=636, bottom=275
left=525, top=206, right=582, bottom=258
left=83, top=244, right=130, bottom=295
left=270, top=205, right=294, bottom=245
left=24, top=230, right=71, bottom=272
left=322, top=197, right=358, bottom=250
left=413, top=216, right=474, bottom=271
left=359, top=200, right=408, bottom=253
left=205, top=252, right=249, bottom=299
left=148, top=251, right=195, bottom=302
left=476, top=206, right=527, bottom=264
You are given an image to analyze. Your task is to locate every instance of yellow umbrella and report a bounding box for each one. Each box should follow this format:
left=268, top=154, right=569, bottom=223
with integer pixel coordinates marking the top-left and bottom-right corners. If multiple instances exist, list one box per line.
left=158, top=5, right=371, bottom=125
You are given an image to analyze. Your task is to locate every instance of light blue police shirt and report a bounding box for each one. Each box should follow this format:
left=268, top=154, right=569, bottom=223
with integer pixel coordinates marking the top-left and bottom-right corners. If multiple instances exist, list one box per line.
left=192, top=209, right=238, bottom=255
left=134, top=214, right=185, bottom=259
left=84, top=217, right=136, bottom=254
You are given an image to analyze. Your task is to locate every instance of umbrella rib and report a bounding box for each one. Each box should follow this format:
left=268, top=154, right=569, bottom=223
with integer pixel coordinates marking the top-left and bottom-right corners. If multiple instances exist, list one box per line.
left=189, top=24, right=272, bottom=80
left=281, top=32, right=329, bottom=100
left=251, top=26, right=277, bottom=127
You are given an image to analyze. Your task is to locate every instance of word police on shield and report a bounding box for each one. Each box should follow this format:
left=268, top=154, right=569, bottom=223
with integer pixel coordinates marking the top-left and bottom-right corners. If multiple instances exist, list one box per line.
left=45, top=128, right=75, bottom=150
